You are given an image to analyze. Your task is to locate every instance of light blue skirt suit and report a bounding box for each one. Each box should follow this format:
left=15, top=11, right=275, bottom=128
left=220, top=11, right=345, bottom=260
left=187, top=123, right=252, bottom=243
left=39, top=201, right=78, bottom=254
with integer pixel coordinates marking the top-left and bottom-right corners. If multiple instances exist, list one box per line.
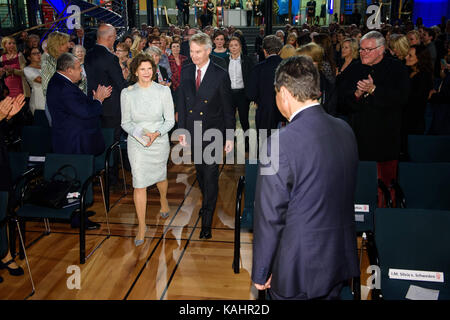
left=121, top=82, right=175, bottom=188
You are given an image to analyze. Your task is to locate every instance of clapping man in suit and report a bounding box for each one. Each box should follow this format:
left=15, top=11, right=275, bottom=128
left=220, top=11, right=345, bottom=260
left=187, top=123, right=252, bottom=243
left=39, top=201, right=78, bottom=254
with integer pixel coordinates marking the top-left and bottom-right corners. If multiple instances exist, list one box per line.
left=177, top=33, right=235, bottom=239
left=85, top=24, right=127, bottom=186
left=47, top=52, right=112, bottom=230
left=252, top=56, right=360, bottom=299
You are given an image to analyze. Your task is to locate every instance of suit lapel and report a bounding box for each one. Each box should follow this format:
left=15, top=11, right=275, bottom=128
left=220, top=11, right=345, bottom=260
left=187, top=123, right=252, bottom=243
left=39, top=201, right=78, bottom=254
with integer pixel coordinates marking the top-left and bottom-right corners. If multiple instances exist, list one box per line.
left=196, top=62, right=214, bottom=98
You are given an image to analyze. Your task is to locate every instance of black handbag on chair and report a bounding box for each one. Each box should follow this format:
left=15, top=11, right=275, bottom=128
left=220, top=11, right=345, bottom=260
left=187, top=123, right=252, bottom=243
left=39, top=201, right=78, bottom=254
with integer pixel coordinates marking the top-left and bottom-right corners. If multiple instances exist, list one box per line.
left=25, top=164, right=81, bottom=209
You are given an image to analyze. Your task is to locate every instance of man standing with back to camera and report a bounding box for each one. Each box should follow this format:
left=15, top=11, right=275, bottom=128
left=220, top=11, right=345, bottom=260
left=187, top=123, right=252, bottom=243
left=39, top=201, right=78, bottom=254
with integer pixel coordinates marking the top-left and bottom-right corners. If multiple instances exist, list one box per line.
left=85, top=24, right=127, bottom=186
left=252, top=56, right=360, bottom=300
left=177, top=33, right=235, bottom=240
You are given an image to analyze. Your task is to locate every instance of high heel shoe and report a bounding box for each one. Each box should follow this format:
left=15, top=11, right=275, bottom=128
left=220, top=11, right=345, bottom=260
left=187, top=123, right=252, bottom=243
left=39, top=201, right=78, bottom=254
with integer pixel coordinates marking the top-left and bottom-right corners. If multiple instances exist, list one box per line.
left=160, top=210, right=169, bottom=219
left=0, top=259, right=24, bottom=276
left=134, top=226, right=147, bottom=247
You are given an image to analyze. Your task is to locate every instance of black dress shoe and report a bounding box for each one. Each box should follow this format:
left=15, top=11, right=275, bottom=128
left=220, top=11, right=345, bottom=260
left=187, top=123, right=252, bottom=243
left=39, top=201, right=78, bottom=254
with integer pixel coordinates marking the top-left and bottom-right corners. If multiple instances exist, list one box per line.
left=71, top=216, right=101, bottom=230
left=0, top=276, right=3, bottom=283
left=199, top=228, right=212, bottom=240
left=73, top=209, right=96, bottom=217
left=0, top=259, right=24, bottom=276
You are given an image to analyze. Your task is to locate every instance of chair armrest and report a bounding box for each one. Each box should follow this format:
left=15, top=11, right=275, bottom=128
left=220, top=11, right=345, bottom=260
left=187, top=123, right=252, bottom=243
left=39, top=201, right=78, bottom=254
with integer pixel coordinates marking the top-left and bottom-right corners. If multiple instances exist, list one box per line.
left=79, top=172, right=103, bottom=213
left=104, top=141, right=120, bottom=171
left=390, top=179, right=405, bottom=208
left=13, top=166, right=44, bottom=210
left=235, top=176, right=245, bottom=222
left=233, top=175, right=245, bottom=274
left=377, top=179, right=392, bottom=208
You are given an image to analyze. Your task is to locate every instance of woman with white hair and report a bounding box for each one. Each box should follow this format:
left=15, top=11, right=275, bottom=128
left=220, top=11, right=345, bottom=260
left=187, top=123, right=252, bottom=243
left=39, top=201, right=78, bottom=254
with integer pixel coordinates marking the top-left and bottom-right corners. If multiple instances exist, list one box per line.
left=145, top=46, right=171, bottom=88
left=72, top=45, right=88, bottom=94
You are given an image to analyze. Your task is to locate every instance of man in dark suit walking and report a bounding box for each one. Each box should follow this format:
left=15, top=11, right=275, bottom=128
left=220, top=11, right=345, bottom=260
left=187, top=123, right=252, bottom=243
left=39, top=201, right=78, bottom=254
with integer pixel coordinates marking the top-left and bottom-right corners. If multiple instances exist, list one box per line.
left=247, top=35, right=285, bottom=135
left=85, top=24, right=127, bottom=184
left=47, top=52, right=112, bottom=230
left=252, top=56, right=360, bottom=300
left=177, top=33, right=235, bottom=239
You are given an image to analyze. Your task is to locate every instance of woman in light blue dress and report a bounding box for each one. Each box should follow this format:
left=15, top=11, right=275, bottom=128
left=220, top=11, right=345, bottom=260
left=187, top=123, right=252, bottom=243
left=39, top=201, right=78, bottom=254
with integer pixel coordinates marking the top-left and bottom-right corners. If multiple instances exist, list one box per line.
left=121, top=53, right=175, bottom=246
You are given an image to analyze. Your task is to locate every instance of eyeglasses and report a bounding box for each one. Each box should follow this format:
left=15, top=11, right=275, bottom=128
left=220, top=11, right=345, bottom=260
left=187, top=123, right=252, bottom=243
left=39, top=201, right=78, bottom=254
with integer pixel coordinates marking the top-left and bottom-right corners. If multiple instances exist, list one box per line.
left=359, top=45, right=382, bottom=53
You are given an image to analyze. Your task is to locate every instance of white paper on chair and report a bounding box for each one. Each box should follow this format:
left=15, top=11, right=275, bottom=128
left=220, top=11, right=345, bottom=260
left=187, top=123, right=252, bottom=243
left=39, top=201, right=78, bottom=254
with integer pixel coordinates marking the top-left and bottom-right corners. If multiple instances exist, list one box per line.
left=389, top=268, right=444, bottom=282
left=406, top=285, right=440, bottom=300
left=355, top=204, right=370, bottom=212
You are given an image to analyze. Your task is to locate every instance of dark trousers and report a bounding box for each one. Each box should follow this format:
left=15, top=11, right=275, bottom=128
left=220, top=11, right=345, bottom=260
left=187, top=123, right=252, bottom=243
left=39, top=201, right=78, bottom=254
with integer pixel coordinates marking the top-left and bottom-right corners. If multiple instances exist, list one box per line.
left=246, top=10, right=252, bottom=26
left=183, top=9, right=189, bottom=25
left=195, top=163, right=219, bottom=230
left=377, top=160, right=398, bottom=207
left=101, top=116, right=122, bottom=183
left=231, top=89, right=250, bottom=133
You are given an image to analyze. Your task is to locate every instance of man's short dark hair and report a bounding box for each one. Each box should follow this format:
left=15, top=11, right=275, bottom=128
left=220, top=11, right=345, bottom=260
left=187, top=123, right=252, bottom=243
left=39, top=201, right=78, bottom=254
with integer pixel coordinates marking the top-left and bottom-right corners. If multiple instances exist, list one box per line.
left=56, top=52, right=78, bottom=72
left=262, top=35, right=283, bottom=55
left=424, top=27, right=436, bottom=41
left=274, top=55, right=321, bottom=103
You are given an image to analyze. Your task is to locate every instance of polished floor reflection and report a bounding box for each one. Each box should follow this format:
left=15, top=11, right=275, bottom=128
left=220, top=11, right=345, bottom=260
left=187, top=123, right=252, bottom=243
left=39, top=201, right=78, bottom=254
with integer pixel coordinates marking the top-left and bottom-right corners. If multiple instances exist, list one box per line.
left=0, top=105, right=370, bottom=300
left=0, top=161, right=262, bottom=300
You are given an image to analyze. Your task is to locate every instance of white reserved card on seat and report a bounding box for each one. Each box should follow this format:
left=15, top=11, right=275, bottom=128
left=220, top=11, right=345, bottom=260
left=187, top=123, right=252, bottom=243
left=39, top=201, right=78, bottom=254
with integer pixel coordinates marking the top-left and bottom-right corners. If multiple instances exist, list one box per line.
left=406, top=285, right=439, bottom=300
left=355, top=204, right=369, bottom=212
left=389, top=268, right=444, bottom=283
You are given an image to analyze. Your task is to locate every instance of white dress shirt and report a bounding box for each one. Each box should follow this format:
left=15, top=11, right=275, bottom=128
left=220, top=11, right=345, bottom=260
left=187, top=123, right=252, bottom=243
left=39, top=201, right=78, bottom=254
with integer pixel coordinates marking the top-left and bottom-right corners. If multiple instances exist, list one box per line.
left=195, top=59, right=210, bottom=83
left=228, top=55, right=244, bottom=89
left=289, top=102, right=320, bottom=122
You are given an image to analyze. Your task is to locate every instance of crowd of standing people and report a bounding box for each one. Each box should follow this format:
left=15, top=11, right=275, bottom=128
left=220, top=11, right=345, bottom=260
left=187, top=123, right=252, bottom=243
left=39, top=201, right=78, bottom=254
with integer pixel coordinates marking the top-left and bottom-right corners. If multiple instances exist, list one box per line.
left=1, top=16, right=449, bottom=293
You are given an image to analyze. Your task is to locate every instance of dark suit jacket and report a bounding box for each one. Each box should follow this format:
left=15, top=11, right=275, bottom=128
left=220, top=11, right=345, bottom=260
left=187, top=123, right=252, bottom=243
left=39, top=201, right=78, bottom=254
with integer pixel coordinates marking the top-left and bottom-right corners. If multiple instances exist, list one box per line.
left=155, top=65, right=170, bottom=84
left=73, top=35, right=95, bottom=50
left=84, top=44, right=126, bottom=121
left=252, top=105, right=360, bottom=299
left=224, top=54, right=255, bottom=90
left=177, top=61, right=235, bottom=151
left=247, top=54, right=285, bottom=130
left=180, top=40, right=190, bottom=58
left=342, top=57, right=410, bottom=161
left=47, top=72, right=105, bottom=156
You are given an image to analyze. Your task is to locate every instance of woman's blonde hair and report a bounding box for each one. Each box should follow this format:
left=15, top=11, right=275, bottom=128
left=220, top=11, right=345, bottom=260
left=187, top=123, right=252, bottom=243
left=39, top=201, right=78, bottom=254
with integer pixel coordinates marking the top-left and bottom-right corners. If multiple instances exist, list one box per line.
left=296, top=42, right=324, bottom=71
left=286, top=33, right=298, bottom=47
left=1, top=37, right=17, bottom=53
left=130, top=35, right=143, bottom=57
left=389, top=34, right=410, bottom=60
left=47, top=32, right=70, bottom=58
left=343, top=38, right=359, bottom=60
left=279, top=44, right=296, bottom=59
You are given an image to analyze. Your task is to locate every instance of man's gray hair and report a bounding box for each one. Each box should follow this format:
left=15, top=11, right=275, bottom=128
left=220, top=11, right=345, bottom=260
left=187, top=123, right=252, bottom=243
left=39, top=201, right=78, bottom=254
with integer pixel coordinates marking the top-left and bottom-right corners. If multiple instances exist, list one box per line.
left=361, top=30, right=386, bottom=47
left=97, top=24, right=116, bottom=40
left=56, top=52, right=79, bottom=72
left=145, top=46, right=162, bottom=57
left=189, top=32, right=212, bottom=50
left=274, top=55, right=321, bottom=103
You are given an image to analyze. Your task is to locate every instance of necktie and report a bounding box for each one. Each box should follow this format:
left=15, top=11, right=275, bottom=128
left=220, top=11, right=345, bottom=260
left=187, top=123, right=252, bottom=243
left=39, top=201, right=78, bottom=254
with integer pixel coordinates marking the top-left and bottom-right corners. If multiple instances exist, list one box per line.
left=196, top=69, right=201, bottom=91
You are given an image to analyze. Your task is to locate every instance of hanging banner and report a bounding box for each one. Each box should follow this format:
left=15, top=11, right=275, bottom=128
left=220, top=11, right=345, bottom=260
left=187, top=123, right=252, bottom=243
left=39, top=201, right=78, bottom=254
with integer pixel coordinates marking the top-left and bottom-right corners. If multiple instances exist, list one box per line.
left=277, top=0, right=300, bottom=16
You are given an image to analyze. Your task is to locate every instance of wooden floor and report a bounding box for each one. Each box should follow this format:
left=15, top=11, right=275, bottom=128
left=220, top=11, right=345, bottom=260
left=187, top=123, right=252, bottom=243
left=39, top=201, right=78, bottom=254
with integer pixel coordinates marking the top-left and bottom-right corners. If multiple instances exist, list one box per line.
left=0, top=160, right=371, bottom=300
left=0, top=105, right=371, bottom=300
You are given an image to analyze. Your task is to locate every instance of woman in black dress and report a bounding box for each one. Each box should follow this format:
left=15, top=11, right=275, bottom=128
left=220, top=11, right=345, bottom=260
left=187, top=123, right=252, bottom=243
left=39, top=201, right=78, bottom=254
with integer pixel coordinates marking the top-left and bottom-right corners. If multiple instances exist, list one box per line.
left=404, top=44, right=434, bottom=135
